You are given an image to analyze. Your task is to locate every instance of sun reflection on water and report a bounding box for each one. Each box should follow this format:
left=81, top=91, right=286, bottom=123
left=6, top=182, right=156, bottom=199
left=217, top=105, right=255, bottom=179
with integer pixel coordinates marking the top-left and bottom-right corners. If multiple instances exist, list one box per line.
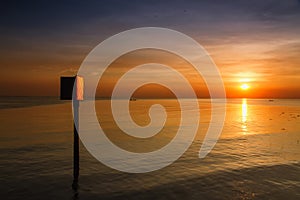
left=241, top=98, right=248, bottom=132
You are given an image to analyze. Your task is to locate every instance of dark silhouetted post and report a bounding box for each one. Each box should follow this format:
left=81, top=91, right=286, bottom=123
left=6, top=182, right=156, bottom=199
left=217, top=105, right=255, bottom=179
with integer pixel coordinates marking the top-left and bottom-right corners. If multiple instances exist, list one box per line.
left=60, top=75, right=84, bottom=191
left=72, top=98, right=79, bottom=190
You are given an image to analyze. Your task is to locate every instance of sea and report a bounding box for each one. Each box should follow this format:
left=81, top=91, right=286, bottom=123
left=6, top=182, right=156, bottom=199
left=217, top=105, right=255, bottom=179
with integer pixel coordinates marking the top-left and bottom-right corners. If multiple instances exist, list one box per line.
left=0, top=97, right=299, bottom=200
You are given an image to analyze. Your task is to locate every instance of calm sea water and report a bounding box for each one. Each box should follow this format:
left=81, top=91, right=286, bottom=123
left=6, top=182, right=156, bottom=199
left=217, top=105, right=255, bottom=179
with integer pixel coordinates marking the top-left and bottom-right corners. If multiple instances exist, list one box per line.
left=0, top=97, right=299, bottom=199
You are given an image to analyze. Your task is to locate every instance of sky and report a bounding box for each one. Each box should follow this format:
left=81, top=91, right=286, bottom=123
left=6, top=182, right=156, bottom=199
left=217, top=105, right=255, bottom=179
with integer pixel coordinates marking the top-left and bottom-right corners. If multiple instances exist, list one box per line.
left=1, top=0, right=300, bottom=98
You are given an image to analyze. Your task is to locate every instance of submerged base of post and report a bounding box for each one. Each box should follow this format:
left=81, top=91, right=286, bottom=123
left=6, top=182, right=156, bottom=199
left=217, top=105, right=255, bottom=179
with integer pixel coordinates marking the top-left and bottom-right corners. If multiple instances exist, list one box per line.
left=72, top=179, right=79, bottom=191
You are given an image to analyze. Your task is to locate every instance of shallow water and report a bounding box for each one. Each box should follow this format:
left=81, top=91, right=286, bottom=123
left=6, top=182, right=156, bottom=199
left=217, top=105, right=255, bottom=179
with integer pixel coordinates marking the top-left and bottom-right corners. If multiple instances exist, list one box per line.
left=0, top=98, right=299, bottom=199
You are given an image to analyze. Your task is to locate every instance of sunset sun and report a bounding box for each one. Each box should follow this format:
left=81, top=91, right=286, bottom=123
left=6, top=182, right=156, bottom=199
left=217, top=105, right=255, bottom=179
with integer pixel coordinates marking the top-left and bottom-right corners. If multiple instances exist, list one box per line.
left=240, top=83, right=250, bottom=90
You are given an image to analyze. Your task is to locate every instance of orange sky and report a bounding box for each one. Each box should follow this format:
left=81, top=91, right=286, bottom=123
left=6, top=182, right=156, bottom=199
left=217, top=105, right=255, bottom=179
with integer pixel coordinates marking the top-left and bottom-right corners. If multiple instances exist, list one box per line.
left=1, top=39, right=300, bottom=98
left=1, top=41, right=300, bottom=98
left=1, top=1, right=300, bottom=98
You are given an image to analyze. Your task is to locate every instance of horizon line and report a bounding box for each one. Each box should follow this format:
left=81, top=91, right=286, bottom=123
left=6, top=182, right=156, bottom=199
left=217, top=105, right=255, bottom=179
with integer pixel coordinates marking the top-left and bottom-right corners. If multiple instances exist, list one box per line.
left=1, top=96, right=300, bottom=100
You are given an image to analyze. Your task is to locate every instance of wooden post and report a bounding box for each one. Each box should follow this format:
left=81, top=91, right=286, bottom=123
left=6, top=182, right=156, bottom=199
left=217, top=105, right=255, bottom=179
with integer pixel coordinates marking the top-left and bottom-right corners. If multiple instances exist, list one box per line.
left=72, top=99, right=79, bottom=190
left=60, top=75, right=84, bottom=191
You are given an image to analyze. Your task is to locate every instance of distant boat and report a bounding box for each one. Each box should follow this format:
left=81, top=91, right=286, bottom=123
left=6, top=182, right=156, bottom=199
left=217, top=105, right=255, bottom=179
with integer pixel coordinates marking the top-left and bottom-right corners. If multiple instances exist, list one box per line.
left=269, top=99, right=274, bottom=102
left=130, top=97, right=137, bottom=101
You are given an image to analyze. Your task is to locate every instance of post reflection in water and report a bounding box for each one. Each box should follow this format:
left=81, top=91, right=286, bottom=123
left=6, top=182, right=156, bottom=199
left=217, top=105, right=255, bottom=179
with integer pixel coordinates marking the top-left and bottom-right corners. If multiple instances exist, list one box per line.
left=241, top=98, right=248, bottom=132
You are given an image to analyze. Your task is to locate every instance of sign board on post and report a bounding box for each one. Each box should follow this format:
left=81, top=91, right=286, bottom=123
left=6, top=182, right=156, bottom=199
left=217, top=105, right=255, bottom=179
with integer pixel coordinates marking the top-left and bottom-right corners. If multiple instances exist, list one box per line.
left=75, top=76, right=84, bottom=101
left=60, top=76, right=84, bottom=100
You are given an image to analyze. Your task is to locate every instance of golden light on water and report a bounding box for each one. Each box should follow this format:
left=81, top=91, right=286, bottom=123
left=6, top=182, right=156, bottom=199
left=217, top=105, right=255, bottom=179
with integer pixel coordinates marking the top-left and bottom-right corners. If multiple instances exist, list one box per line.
left=241, top=98, right=248, bottom=132
left=242, top=98, right=248, bottom=122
